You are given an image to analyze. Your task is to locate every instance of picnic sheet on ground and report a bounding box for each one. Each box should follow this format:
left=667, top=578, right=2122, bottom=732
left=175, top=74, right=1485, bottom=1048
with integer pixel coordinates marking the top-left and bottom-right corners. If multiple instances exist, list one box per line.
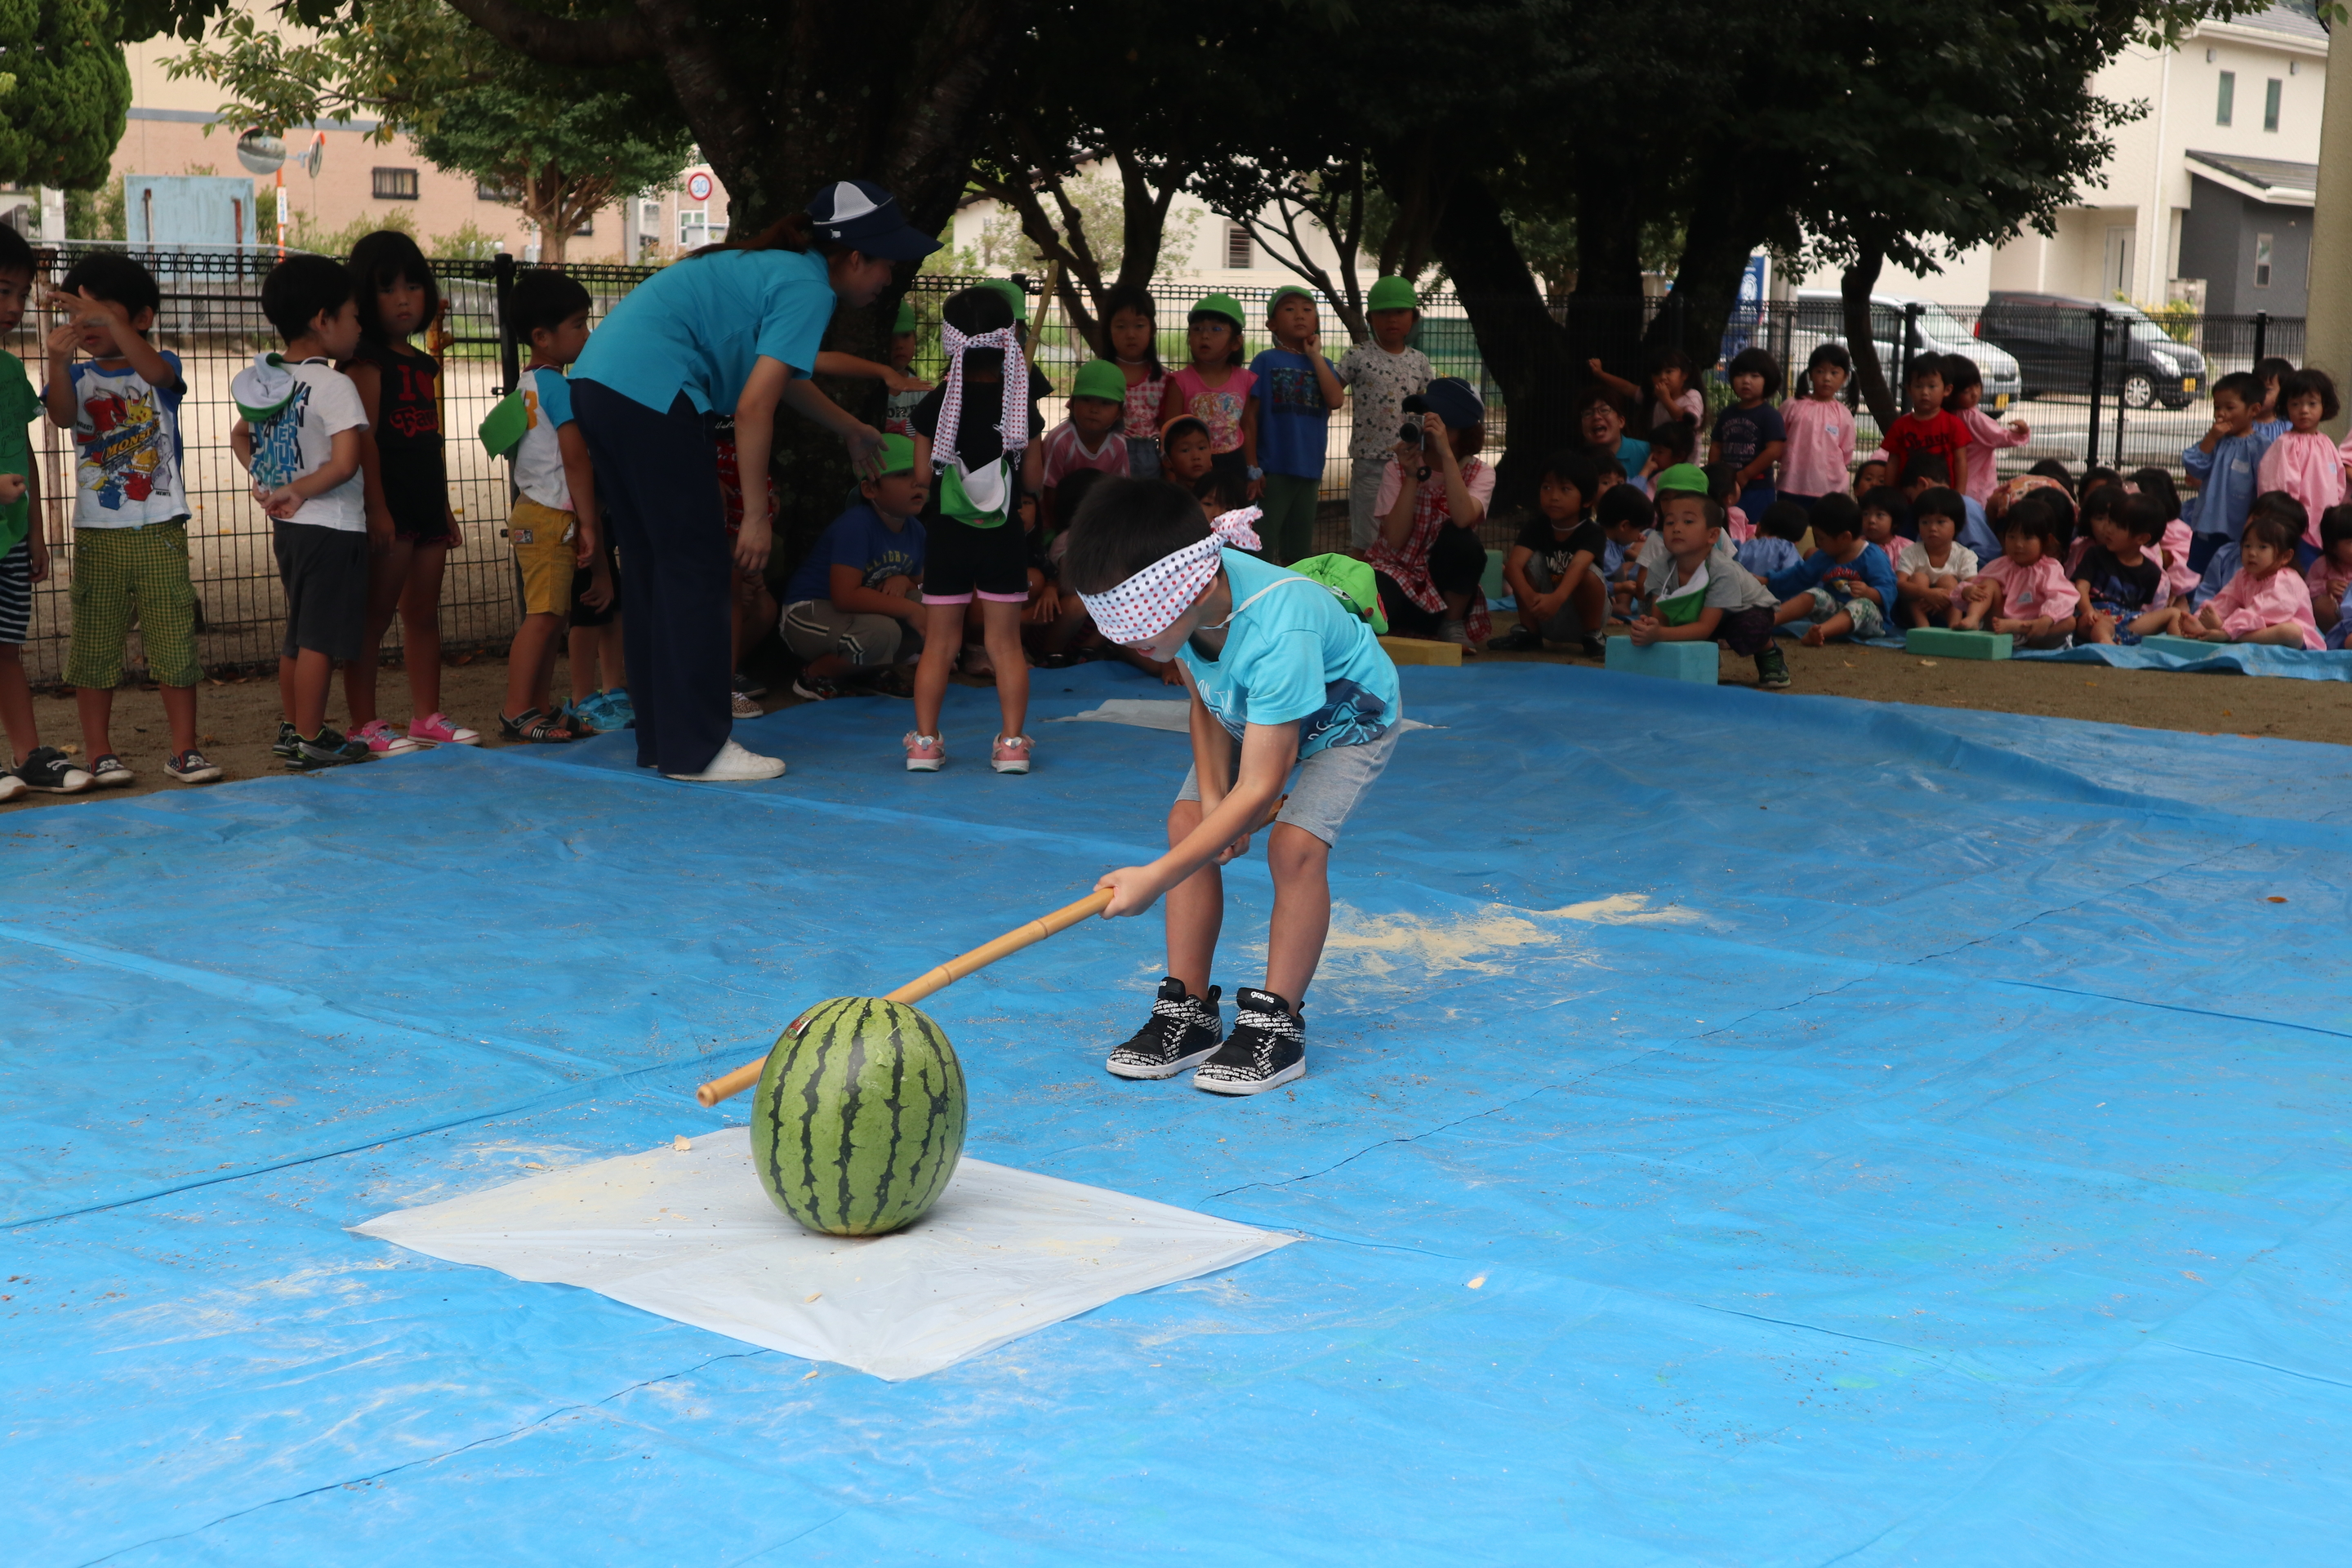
left=7, top=662, right=2352, bottom=1564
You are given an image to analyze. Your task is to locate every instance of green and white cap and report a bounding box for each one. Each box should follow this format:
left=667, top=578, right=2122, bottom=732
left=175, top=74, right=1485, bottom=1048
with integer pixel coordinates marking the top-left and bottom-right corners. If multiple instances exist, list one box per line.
left=1653, top=462, right=1712, bottom=499
left=1654, top=562, right=1711, bottom=627
left=230, top=351, right=298, bottom=424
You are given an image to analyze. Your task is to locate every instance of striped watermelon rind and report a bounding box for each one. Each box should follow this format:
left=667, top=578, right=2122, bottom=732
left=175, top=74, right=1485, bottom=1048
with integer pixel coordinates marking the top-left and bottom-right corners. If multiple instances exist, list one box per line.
left=751, top=996, right=966, bottom=1237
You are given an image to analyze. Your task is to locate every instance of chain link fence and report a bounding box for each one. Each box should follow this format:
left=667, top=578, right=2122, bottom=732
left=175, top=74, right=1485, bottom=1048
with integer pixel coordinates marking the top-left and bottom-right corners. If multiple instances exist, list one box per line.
left=13, top=247, right=2310, bottom=682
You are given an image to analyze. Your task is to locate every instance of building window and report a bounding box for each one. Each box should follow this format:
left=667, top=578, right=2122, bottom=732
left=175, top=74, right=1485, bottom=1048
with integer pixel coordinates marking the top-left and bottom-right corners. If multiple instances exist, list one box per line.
left=372, top=167, right=420, bottom=201
left=476, top=178, right=519, bottom=203
left=679, top=210, right=708, bottom=247
left=2217, top=70, right=2234, bottom=126
left=2265, top=78, right=2282, bottom=132
left=575, top=212, right=593, bottom=237
left=2255, top=234, right=2274, bottom=289
left=1225, top=223, right=1254, bottom=270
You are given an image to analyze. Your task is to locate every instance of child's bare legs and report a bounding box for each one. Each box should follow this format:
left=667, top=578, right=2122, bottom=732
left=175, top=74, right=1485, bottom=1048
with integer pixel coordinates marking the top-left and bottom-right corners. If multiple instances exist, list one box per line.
left=1952, top=581, right=2001, bottom=630
left=1771, top=595, right=1816, bottom=629
left=1800, top=610, right=1855, bottom=647
left=345, top=536, right=414, bottom=728
left=2241, top=621, right=2311, bottom=646
left=911, top=601, right=964, bottom=737
left=1162, top=803, right=1330, bottom=1015
left=979, top=599, right=1029, bottom=738
left=2125, top=607, right=2175, bottom=641
left=2081, top=607, right=2116, bottom=644
left=280, top=650, right=335, bottom=737
left=503, top=611, right=564, bottom=719
left=568, top=617, right=624, bottom=704
left=398, top=540, right=448, bottom=719
left=0, top=644, right=39, bottom=760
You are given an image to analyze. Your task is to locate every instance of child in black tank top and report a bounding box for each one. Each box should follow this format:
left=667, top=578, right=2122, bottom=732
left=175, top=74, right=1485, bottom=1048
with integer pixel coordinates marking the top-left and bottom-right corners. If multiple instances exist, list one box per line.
left=340, top=230, right=478, bottom=751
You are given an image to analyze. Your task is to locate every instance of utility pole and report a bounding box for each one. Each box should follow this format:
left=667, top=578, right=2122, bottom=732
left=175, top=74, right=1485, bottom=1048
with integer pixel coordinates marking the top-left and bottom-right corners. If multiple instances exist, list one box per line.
left=2306, top=19, right=2352, bottom=438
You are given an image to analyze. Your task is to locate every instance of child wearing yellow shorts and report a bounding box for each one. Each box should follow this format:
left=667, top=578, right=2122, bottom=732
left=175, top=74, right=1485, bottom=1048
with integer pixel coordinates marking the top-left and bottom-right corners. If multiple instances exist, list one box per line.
left=496, top=272, right=603, bottom=742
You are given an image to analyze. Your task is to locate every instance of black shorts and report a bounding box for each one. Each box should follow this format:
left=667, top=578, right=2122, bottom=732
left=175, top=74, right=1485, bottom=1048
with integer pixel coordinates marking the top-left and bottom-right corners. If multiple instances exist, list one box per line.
left=384, top=459, right=452, bottom=543
left=569, top=532, right=621, bottom=629
left=921, top=514, right=1030, bottom=604
left=274, top=520, right=368, bottom=661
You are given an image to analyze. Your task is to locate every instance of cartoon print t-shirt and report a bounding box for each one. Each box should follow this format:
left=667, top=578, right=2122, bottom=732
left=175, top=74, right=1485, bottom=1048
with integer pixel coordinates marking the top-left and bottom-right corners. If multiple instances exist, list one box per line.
left=1166, top=366, right=1256, bottom=455
left=68, top=354, right=187, bottom=527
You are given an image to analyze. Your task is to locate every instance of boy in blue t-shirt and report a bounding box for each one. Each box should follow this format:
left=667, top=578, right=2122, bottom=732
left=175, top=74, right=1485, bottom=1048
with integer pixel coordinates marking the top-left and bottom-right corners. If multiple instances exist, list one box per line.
left=1241, top=286, right=1343, bottom=566
left=1067, top=479, right=1400, bottom=1097
left=780, top=433, right=929, bottom=700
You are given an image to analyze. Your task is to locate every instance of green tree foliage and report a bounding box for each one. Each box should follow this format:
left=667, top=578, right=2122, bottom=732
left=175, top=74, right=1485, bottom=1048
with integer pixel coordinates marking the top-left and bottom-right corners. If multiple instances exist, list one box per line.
left=412, top=87, right=692, bottom=262
left=0, top=0, right=132, bottom=191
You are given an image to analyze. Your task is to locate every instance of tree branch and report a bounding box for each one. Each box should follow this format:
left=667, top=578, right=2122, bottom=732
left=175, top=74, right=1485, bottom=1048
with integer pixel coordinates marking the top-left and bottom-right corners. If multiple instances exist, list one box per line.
left=437, top=0, right=655, bottom=65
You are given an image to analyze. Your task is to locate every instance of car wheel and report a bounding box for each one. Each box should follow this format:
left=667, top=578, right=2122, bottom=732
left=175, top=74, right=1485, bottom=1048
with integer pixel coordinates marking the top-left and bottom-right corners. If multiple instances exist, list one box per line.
left=2120, top=374, right=2155, bottom=409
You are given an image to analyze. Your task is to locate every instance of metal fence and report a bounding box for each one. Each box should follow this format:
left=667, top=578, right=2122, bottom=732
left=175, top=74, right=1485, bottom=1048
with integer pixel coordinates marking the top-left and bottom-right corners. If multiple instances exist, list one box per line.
left=13, top=247, right=2312, bottom=681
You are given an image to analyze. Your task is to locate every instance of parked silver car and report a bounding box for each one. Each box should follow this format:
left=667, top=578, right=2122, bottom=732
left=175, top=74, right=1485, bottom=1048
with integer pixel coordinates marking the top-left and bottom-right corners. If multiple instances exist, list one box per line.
left=1791, top=290, right=2025, bottom=411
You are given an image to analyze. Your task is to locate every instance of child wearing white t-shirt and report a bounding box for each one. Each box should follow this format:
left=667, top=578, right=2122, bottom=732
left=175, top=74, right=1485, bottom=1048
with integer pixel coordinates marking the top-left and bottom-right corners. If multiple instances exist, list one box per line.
left=1894, top=486, right=1980, bottom=628
left=231, top=256, right=372, bottom=770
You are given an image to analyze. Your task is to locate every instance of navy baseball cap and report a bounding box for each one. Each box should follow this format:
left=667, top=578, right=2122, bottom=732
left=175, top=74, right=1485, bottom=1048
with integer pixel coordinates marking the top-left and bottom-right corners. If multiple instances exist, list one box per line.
left=1417, top=376, right=1485, bottom=430
left=804, top=180, right=942, bottom=261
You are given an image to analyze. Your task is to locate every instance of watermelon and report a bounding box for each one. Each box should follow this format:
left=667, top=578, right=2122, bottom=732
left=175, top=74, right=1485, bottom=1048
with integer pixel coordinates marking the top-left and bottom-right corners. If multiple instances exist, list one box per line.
left=751, top=996, right=966, bottom=1236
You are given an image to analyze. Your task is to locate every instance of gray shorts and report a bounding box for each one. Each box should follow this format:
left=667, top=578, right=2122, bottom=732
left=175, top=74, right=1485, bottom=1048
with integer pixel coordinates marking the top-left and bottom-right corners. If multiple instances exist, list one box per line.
left=1175, top=719, right=1399, bottom=846
left=780, top=599, right=911, bottom=666
left=1801, top=584, right=1886, bottom=639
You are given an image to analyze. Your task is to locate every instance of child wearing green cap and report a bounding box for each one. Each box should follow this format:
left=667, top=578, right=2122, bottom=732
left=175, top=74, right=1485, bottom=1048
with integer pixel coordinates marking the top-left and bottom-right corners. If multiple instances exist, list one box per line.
left=1245, top=286, right=1344, bottom=564
left=779, top=433, right=929, bottom=700
left=1630, top=474, right=1791, bottom=690
left=1158, top=293, right=1256, bottom=501
left=1335, top=278, right=1432, bottom=550
left=1039, top=359, right=1132, bottom=535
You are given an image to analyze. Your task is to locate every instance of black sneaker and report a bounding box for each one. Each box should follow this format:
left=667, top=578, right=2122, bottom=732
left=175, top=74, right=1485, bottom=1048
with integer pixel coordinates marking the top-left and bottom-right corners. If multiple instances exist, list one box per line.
left=88, top=754, right=135, bottom=788
left=1486, top=625, right=1543, bottom=652
left=1192, top=988, right=1305, bottom=1096
left=791, top=674, right=844, bottom=702
left=271, top=720, right=305, bottom=770
left=164, top=748, right=223, bottom=784
left=1755, top=645, right=1792, bottom=691
left=731, top=670, right=768, bottom=701
left=1106, top=977, right=1223, bottom=1080
left=19, top=746, right=92, bottom=794
left=294, top=727, right=371, bottom=768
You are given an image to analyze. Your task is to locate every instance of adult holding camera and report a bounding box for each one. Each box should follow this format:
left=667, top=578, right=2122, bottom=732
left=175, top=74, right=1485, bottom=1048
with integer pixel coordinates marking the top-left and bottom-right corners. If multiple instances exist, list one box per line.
left=1368, top=376, right=1493, bottom=651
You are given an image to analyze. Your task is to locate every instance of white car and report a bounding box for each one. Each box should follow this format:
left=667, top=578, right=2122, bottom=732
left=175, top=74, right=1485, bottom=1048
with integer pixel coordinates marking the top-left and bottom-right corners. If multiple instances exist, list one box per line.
left=1790, top=290, right=2024, bottom=410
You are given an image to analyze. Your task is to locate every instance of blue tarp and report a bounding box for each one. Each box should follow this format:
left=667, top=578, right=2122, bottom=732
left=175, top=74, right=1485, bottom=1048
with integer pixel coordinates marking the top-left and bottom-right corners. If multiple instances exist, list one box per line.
left=7, top=662, right=2352, bottom=1564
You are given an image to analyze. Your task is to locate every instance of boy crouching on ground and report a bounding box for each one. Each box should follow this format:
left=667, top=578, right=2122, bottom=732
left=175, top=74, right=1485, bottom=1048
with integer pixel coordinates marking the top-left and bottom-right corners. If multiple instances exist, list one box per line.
left=779, top=434, right=929, bottom=701
left=1068, top=481, right=1401, bottom=1096
left=1630, top=467, right=1791, bottom=690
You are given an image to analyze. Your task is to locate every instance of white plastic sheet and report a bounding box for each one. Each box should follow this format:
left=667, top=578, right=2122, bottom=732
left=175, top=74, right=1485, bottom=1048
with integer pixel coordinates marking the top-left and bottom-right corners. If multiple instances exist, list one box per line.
left=352, top=1131, right=1294, bottom=1380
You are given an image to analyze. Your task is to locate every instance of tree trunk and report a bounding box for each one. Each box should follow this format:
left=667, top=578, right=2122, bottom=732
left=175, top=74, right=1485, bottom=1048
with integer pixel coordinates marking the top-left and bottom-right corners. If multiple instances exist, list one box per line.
left=1640, top=144, right=1777, bottom=379
left=1842, top=238, right=1895, bottom=430
left=1566, top=139, right=1647, bottom=388
left=1423, top=170, right=1580, bottom=514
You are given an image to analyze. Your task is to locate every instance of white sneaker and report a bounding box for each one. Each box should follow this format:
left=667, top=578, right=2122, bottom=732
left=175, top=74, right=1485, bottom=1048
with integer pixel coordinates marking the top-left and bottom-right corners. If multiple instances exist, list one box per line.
left=663, top=737, right=787, bottom=782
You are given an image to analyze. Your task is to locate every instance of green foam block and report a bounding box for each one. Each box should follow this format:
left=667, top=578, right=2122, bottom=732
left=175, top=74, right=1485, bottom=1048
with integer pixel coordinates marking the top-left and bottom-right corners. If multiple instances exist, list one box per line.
left=2140, top=634, right=2225, bottom=660
left=1480, top=548, right=1507, bottom=603
left=1604, top=636, right=1718, bottom=684
left=1904, top=627, right=2012, bottom=660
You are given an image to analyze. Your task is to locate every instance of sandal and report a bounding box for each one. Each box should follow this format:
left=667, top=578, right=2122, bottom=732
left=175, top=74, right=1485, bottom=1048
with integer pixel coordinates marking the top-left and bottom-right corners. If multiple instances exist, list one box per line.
left=498, top=707, right=575, bottom=743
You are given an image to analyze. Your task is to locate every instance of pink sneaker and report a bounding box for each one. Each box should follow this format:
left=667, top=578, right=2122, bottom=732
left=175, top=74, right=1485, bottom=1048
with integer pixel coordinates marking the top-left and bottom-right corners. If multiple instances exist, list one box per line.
left=408, top=713, right=480, bottom=747
left=903, top=731, right=945, bottom=773
left=350, top=719, right=421, bottom=755
left=991, top=734, right=1033, bottom=774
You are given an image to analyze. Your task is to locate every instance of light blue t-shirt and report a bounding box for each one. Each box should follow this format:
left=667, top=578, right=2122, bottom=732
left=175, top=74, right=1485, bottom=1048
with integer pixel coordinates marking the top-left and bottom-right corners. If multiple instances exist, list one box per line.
left=510, top=366, right=575, bottom=511
left=572, top=248, right=833, bottom=416
left=1178, top=549, right=1400, bottom=759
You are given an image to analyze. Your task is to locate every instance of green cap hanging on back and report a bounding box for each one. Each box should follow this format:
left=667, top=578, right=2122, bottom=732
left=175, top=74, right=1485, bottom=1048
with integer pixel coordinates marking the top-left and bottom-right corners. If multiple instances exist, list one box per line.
left=1654, top=462, right=1712, bottom=499
left=982, top=277, right=1027, bottom=321
left=1366, top=276, right=1419, bottom=312
left=1071, top=359, right=1126, bottom=403
left=893, top=300, right=917, bottom=335
left=1190, top=292, right=1246, bottom=332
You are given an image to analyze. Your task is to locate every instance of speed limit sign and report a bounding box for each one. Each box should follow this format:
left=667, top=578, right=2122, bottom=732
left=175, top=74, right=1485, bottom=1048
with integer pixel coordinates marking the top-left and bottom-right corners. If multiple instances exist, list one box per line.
left=685, top=172, right=714, bottom=203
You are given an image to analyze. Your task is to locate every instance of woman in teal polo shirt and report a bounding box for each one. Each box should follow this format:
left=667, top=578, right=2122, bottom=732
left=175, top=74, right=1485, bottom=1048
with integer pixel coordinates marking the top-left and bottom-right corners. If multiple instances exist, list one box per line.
left=571, top=179, right=938, bottom=781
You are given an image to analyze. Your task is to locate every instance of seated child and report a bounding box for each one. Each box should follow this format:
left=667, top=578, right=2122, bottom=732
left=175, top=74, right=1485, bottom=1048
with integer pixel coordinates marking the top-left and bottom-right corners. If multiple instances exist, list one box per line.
left=1039, top=360, right=1130, bottom=534
left=2074, top=493, right=2172, bottom=646
left=1630, top=474, right=1790, bottom=690
left=1599, top=483, right=1653, bottom=621
left=1857, top=484, right=1908, bottom=567
left=1163, top=415, right=1245, bottom=522
left=1895, top=487, right=1978, bottom=628
left=2193, top=490, right=2304, bottom=609
left=2148, top=511, right=2323, bottom=648
left=1639, top=418, right=1697, bottom=487
left=229, top=254, right=372, bottom=770
left=1952, top=495, right=2078, bottom=647
left=2310, top=505, right=2352, bottom=632
left=1703, top=461, right=1752, bottom=540
left=2127, top=466, right=2198, bottom=606
left=1900, top=452, right=1998, bottom=560
left=1851, top=456, right=1889, bottom=497
left=779, top=433, right=929, bottom=700
left=1767, top=492, right=1897, bottom=645
left=1494, top=450, right=1605, bottom=653
left=2069, top=479, right=2122, bottom=574
left=1736, top=499, right=1806, bottom=581
left=1069, top=479, right=1404, bottom=1094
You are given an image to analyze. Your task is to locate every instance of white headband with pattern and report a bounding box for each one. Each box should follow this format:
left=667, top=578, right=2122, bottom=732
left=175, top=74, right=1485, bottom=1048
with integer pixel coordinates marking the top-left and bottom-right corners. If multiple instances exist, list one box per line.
left=932, top=322, right=1024, bottom=466
left=1080, top=508, right=1263, bottom=644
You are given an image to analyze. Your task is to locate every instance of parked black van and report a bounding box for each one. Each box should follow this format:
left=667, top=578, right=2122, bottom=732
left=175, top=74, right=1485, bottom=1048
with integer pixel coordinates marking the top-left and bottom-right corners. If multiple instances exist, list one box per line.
left=1976, top=292, right=2207, bottom=410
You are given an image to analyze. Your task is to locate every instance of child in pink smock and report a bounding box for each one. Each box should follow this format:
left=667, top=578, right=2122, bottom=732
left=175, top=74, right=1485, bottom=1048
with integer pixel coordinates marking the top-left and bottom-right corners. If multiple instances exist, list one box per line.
left=2151, top=513, right=2323, bottom=648
left=1953, top=493, right=2078, bottom=648
left=2124, top=466, right=2199, bottom=605
left=2308, top=506, right=2352, bottom=632
left=1942, top=353, right=2029, bottom=505
left=2257, top=368, right=2344, bottom=557
left=1780, top=344, right=1856, bottom=506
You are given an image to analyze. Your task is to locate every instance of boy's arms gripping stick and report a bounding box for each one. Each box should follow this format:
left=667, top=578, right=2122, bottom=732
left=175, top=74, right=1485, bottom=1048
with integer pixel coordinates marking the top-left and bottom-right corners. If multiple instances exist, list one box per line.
left=694, top=889, right=1116, bottom=1107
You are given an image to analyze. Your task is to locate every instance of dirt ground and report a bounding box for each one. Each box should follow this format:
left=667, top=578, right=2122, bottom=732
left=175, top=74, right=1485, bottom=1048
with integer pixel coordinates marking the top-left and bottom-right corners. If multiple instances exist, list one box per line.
left=2, top=626, right=2347, bottom=817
